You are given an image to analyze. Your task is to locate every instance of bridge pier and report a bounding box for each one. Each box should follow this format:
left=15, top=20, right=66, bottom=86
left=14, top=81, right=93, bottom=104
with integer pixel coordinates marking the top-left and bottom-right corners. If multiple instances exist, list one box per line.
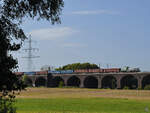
left=80, top=79, right=84, bottom=88
left=30, top=75, right=36, bottom=87
left=117, top=77, right=121, bottom=89
left=32, top=82, right=35, bottom=87
left=98, top=76, right=102, bottom=88
left=45, top=77, right=48, bottom=87
left=63, top=78, right=68, bottom=86
left=138, top=76, right=142, bottom=89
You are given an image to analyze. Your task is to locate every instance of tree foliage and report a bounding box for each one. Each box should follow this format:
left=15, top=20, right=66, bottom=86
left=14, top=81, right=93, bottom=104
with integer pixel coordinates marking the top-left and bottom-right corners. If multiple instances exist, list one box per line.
left=56, top=63, right=99, bottom=70
left=0, top=0, right=63, bottom=92
left=2, top=0, right=64, bottom=24
left=0, top=97, right=16, bottom=113
left=0, top=0, right=64, bottom=111
left=144, top=85, right=150, bottom=90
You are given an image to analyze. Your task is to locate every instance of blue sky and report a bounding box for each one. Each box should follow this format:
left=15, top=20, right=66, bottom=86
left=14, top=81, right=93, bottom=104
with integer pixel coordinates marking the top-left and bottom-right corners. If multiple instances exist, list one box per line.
left=13, top=0, right=150, bottom=72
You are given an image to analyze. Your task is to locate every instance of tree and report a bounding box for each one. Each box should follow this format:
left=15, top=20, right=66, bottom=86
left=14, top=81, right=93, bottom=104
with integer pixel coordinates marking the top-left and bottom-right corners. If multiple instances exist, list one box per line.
left=0, top=0, right=64, bottom=112
left=56, top=62, right=99, bottom=70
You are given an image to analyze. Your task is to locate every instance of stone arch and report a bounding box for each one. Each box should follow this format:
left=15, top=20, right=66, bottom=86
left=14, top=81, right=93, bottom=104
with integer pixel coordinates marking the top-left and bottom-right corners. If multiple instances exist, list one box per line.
left=35, top=77, right=46, bottom=87
left=52, top=76, right=64, bottom=87
left=142, top=75, right=150, bottom=89
left=121, top=75, right=138, bottom=89
left=102, top=75, right=117, bottom=89
left=84, top=76, right=98, bottom=88
left=67, top=76, right=80, bottom=87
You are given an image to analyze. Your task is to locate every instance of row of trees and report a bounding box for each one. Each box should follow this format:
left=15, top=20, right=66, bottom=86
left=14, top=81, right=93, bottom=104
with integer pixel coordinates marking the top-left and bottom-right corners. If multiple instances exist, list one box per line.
left=56, top=62, right=99, bottom=70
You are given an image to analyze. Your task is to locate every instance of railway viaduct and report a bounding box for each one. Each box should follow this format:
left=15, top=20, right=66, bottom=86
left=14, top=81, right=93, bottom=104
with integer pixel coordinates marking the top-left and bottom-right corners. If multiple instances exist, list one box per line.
left=26, top=72, right=150, bottom=89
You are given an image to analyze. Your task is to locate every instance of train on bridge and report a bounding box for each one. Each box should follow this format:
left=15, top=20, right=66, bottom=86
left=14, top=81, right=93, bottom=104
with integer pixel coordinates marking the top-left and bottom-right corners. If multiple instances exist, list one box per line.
left=15, top=67, right=140, bottom=76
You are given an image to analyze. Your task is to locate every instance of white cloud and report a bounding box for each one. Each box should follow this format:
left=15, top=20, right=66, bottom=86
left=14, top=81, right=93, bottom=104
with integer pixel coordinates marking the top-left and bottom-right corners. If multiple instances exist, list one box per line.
left=71, top=10, right=119, bottom=15
left=29, top=27, right=78, bottom=40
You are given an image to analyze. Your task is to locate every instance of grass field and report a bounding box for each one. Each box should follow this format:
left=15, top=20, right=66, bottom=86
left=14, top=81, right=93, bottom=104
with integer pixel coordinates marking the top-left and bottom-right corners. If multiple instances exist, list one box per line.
left=15, top=88, right=150, bottom=113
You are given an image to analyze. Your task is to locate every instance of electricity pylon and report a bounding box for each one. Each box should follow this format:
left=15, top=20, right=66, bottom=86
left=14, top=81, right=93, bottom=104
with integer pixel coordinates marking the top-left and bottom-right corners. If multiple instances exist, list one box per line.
left=22, top=35, right=39, bottom=72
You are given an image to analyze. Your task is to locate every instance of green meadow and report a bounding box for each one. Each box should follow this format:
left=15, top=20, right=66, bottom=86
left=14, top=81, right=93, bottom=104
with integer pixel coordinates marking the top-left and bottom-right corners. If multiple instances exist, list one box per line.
left=15, top=88, right=150, bottom=113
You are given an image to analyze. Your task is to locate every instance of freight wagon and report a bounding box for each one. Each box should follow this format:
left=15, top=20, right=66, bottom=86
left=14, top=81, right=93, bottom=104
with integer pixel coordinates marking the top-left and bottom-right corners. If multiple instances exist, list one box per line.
left=15, top=67, right=140, bottom=76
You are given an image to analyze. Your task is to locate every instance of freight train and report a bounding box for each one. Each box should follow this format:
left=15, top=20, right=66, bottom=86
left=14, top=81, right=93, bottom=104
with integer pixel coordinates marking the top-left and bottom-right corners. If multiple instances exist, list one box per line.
left=15, top=67, right=140, bottom=76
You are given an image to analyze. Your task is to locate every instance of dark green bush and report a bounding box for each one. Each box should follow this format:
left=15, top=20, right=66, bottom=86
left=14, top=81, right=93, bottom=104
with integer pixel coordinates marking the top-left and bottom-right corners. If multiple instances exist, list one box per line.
left=0, top=97, right=16, bottom=113
left=144, top=85, right=150, bottom=90
left=123, top=86, right=129, bottom=90
left=58, top=81, right=64, bottom=88
left=137, top=87, right=142, bottom=90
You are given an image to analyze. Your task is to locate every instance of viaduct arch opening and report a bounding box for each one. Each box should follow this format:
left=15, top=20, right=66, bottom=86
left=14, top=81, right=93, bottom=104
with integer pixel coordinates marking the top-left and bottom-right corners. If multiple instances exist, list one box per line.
left=67, top=76, right=80, bottom=87
left=121, top=75, right=138, bottom=89
left=35, top=77, right=46, bottom=87
left=47, top=74, right=53, bottom=87
left=52, top=76, right=64, bottom=87
left=84, top=76, right=98, bottom=88
left=23, top=77, right=33, bottom=87
left=102, top=76, right=117, bottom=89
left=142, top=75, right=150, bottom=89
